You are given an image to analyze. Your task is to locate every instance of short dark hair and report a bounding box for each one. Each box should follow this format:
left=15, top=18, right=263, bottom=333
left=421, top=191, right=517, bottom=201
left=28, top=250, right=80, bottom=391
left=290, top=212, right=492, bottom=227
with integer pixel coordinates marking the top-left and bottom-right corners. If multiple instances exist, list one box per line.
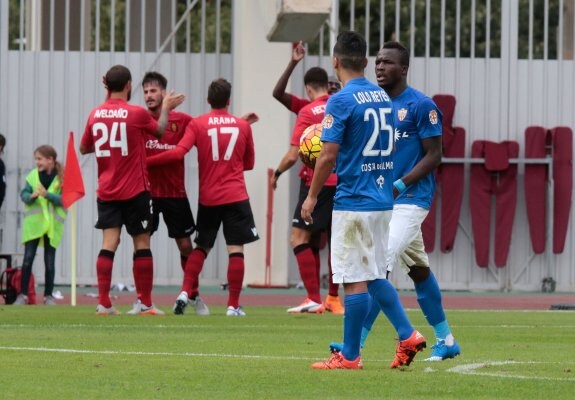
left=304, top=67, right=328, bottom=90
left=105, top=65, right=132, bottom=92
left=208, top=78, right=232, bottom=109
left=333, top=31, right=367, bottom=71
left=0, top=133, right=5, bottom=148
left=382, top=41, right=410, bottom=66
left=142, top=71, right=167, bottom=89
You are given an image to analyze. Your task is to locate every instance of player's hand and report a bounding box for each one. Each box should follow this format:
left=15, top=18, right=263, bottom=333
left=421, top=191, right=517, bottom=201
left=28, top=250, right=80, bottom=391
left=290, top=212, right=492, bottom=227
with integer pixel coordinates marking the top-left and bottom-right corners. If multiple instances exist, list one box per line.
left=163, top=90, right=186, bottom=110
left=292, top=41, right=305, bottom=62
left=301, top=195, right=317, bottom=225
left=241, top=112, right=259, bottom=125
left=298, top=150, right=316, bottom=169
left=393, top=186, right=399, bottom=199
left=270, top=173, right=278, bottom=190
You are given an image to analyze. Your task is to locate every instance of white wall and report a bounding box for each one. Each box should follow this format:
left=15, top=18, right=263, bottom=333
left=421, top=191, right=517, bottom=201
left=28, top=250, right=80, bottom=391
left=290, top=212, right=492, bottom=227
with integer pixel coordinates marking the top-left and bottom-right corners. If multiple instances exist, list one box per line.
left=232, top=1, right=296, bottom=286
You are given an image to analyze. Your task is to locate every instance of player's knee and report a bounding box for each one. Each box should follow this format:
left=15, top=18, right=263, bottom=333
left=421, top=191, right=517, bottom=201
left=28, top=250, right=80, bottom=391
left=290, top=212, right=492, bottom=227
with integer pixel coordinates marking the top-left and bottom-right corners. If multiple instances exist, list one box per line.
left=407, top=266, right=430, bottom=284
left=177, top=239, right=194, bottom=256
left=290, top=228, right=311, bottom=248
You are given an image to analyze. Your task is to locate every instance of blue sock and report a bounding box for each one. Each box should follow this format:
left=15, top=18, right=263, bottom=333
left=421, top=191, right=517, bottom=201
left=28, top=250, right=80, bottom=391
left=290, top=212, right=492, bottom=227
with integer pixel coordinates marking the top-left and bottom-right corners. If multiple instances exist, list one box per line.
left=342, top=292, right=370, bottom=361
left=367, top=279, right=413, bottom=341
left=358, top=296, right=381, bottom=347
left=414, top=272, right=451, bottom=340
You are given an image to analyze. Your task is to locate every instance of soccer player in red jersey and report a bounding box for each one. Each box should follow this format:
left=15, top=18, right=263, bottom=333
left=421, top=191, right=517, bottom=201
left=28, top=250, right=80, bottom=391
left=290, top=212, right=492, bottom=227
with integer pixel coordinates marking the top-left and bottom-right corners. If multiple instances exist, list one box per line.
left=80, top=64, right=184, bottom=315
left=147, top=78, right=258, bottom=316
left=271, top=43, right=343, bottom=314
left=123, top=71, right=209, bottom=315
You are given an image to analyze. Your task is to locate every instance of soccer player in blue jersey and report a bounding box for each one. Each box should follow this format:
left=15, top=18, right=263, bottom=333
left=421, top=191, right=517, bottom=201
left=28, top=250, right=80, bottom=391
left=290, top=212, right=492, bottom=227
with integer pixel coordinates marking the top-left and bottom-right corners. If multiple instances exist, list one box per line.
left=330, top=41, right=461, bottom=361
left=301, top=31, right=426, bottom=370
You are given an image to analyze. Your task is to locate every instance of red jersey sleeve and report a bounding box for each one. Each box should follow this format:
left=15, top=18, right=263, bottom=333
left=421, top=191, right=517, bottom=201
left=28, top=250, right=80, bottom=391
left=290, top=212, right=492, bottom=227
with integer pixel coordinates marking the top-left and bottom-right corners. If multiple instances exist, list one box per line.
left=133, top=107, right=159, bottom=134
left=243, top=123, right=255, bottom=171
left=289, top=95, right=310, bottom=114
left=146, top=120, right=197, bottom=167
left=80, top=118, right=95, bottom=153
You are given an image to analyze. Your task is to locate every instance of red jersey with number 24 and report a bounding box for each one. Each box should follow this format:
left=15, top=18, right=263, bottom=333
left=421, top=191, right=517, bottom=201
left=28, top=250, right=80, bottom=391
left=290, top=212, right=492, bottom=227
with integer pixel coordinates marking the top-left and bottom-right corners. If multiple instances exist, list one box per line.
left=81, top=98, right=158, bottom=201
left=176, top=109, right=254, bottom=206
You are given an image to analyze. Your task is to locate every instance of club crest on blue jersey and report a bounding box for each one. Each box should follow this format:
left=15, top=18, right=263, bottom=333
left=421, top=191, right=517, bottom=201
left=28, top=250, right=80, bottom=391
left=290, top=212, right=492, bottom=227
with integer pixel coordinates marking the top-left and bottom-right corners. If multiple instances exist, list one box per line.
left=398, top=108, right=407, bottom=121
left=322, top=114, right=334, bottom=129
left=376, top=175, right=385, bottom=188
left=429, top=110, right=438, bottom=124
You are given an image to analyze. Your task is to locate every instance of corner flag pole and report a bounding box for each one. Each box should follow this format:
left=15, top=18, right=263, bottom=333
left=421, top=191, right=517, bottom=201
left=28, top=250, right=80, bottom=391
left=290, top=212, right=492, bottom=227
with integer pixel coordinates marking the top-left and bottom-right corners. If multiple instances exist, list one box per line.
left=62, top=131, right=85, bottom=306
left=70, top=204, right=77, bottom=306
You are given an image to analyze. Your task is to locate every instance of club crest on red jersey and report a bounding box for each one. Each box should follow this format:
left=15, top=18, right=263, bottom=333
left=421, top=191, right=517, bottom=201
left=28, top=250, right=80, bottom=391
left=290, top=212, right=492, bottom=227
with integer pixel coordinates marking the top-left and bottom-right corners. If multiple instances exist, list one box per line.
left=398, top=108, right=407, bottom=121
left=429, top=110, right=438, bottom=124
left=171, top=122, right=178, bottom=132
left=322, top=114, right=334, bottom=129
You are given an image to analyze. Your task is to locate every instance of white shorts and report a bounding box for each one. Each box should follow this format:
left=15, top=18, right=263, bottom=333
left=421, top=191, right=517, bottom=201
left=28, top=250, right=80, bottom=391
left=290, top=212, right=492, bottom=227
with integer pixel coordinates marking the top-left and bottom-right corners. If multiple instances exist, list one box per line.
left=387, top=204, right=430, bottom=273
left=330, top=210, right=392, bottom=284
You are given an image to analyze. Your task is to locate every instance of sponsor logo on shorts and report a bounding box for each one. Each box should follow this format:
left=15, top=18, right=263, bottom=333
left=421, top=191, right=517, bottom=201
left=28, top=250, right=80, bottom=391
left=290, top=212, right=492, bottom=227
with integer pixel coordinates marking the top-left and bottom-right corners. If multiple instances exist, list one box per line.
left=141, top=220, right=148, bottom=229
left=251, top=227, right=258, bottom=237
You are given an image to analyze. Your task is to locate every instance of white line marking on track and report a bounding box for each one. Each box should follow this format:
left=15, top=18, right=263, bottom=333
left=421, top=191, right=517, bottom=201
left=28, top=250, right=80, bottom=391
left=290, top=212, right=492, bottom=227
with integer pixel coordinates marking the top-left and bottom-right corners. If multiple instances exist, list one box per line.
left=447, top=361, right=575, bottom=382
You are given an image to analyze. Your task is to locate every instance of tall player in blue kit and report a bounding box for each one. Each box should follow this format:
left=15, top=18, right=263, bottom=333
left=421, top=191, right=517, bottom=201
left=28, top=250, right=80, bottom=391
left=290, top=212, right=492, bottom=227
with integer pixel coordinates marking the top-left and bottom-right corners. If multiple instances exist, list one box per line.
left=331, top=41, right=460, bottom=361
left=301, top=32, right=426, bottom=370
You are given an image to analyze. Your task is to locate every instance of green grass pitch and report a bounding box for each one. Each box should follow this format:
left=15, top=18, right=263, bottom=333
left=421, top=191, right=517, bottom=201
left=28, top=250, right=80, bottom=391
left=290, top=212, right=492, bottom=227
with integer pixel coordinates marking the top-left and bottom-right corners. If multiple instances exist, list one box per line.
left=1, top=306, right=574, bottom=399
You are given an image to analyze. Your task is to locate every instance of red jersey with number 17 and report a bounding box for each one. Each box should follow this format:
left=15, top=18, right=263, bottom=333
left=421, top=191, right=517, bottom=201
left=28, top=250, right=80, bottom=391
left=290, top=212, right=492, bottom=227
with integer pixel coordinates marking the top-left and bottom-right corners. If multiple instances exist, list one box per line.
left=176, top=109, right=254, bottom=206
left=81, top=98, right=158, bottom=201
left=145, top=111, right=193, bottom=198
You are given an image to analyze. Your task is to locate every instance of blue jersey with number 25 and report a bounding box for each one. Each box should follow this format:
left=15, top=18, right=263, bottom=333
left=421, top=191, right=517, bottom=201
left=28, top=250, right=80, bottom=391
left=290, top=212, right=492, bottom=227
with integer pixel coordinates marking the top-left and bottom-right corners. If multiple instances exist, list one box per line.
left=321, top=77, right=395, bottom=212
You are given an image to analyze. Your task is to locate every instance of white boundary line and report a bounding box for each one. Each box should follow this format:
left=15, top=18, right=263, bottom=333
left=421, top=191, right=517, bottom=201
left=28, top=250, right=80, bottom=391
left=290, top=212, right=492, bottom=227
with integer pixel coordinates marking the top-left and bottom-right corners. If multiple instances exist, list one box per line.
left=2, top=323, right=575, bottom=329
left=3, top=345, right=575, bottom=383
left=0, top=346, right=317, bottom=361
left=447, top=361, right=575, bottom=382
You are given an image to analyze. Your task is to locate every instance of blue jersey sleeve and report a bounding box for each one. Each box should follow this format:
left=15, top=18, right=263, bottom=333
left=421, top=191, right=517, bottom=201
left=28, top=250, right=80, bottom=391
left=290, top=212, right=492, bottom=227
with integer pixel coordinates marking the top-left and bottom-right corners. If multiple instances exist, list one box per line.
left=415, top=97, right=443, bottom=139
left=321, top=94, right=350, bottom=145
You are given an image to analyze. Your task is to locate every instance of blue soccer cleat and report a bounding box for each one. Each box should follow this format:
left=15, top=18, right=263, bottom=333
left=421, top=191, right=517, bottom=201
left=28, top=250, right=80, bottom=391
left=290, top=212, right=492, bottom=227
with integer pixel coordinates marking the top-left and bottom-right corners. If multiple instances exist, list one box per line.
left=328, top=327, right=370, bottom=353
left=329, top=341, right=344, bottom=353
left=424, top=339, right=461, bottom=361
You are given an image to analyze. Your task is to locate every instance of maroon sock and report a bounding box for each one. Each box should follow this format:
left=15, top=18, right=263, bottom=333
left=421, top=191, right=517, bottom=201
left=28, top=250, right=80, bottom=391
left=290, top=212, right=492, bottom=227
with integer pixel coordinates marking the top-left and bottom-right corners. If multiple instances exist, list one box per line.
left=180, top=255, right=188, bottom=272
left=294, top=244, right=321, bottom=304
left=312, top=247, right=321, bottom=293
left=133, top=249, right=154, bottom=307
left=327, top=251, right=339, bottom=297
left=182, top=248, right=206, bottom=298
left=96, top=250, right=114, bottom=308
left=227, top=253, right=245, bottom=308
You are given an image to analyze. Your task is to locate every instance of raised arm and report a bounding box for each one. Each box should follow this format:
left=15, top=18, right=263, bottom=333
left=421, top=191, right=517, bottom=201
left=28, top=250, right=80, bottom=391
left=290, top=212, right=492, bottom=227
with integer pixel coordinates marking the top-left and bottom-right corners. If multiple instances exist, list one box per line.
left=272, top=41, right=305, bottom=110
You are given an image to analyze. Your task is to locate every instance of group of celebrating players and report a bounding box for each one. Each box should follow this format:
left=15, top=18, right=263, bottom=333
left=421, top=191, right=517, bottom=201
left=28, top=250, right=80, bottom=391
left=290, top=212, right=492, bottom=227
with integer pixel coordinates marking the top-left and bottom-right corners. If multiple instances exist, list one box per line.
left=80, top=30, right=461, bottom=370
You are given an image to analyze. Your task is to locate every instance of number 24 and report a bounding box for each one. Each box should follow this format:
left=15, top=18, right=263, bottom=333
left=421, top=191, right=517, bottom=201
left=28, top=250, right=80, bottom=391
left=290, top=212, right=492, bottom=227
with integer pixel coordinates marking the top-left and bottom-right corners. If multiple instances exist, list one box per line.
left=92, top=122, right=128, bottom=157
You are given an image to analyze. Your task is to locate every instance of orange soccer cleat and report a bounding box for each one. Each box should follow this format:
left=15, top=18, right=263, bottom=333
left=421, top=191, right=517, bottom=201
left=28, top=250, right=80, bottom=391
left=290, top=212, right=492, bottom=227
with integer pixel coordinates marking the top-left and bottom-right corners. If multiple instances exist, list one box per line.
left=390, top=330, right=427, bottom=369
left=312, top=352, right=363, bottom=370
left=324, top=295, right=344, bottom=314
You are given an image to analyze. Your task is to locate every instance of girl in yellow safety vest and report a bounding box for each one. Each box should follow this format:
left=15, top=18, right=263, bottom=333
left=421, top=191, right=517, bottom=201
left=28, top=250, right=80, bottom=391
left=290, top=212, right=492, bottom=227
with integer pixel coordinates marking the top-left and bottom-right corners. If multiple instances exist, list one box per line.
left=14, top=145, right=66, bottom=306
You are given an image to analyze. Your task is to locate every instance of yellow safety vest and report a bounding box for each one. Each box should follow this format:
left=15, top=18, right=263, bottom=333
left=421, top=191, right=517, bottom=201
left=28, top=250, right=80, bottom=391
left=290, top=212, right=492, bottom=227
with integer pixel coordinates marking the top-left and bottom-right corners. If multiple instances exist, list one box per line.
left=21, top=168, right=67, bottom=248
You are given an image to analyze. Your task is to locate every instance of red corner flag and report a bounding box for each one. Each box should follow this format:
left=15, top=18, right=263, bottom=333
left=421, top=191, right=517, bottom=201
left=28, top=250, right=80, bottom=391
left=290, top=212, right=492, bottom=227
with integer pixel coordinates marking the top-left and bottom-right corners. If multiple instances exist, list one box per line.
left=62, top=131, right=85, bottom=209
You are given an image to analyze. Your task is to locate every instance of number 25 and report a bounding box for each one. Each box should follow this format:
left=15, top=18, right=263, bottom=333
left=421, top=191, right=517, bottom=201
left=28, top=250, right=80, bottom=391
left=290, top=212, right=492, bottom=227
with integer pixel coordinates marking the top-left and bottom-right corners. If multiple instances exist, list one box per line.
left=362, top=107, right=393, bottom=157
